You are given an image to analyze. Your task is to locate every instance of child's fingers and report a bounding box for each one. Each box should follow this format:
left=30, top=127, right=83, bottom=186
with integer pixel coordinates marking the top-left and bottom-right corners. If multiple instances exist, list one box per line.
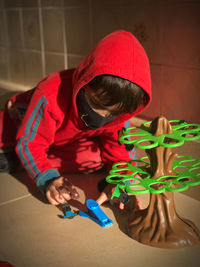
left=96, top=192, right=109, bottom=205
left=45, top=177, right=76, bottom=205
left=96, top=188, right=125, bottom=210
left=70, top=188, right=79, bottom=199
left=119, top=202, right=125, bottom=210
left=53, top=189, right=67, bottom=204
left=50, top=187, right=67, bottom=205
left=46, top=190, right=60, bottom=205
left=63, top=178, right=79, bottom=199
left=58, top=187, right=73, bottom=202
left=136, top=198, right=142, bottom=209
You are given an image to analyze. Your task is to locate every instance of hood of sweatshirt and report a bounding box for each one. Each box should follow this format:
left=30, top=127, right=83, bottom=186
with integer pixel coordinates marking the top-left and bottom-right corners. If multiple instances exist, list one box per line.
left=72, top=30, right=151, bottom=129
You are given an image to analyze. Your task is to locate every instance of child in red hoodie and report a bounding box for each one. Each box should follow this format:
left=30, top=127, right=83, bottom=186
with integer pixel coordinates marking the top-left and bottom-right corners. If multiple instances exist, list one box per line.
left=0, top=30, right=151, bottom=207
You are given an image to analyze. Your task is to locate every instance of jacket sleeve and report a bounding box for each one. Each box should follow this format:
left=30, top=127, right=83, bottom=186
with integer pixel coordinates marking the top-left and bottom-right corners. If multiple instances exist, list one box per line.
left=15, top=90, right=60, bottom=194
left=100, top=124, right=134, bottom=172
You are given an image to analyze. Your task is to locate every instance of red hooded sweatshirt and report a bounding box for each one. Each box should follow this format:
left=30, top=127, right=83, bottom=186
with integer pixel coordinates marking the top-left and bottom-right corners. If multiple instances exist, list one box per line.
left=3, top=31, right=151, bottom=193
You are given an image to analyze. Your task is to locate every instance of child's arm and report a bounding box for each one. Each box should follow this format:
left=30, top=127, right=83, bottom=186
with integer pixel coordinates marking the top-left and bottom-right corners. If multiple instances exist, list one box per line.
left=96, top=125, right=136, bottom=208
left=15, top=89, right=62, bottom=195
left=96, top=183, right=125, bottom=210
left=100, top=126, right=132, bottom=170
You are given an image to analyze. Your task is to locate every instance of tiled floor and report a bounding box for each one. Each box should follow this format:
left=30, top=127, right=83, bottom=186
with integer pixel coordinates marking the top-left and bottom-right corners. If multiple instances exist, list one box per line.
left=0, top=167, right=200, bottom=267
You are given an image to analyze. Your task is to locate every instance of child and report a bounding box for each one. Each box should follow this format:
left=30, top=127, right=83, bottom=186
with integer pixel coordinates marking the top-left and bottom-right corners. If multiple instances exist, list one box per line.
left=0, top=30, right=151, bottom=207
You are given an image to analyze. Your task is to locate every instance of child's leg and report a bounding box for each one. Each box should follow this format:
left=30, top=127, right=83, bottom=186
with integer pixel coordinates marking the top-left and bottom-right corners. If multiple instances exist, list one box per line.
left=0, top=148, right=19, bottom=173
left=0, top=105, right=18, bottom=149
left=0, top=90, right=34, bottom=173
left=0, top=93, right=26, bottom=172
left=0, top=107, right=20, bottom=173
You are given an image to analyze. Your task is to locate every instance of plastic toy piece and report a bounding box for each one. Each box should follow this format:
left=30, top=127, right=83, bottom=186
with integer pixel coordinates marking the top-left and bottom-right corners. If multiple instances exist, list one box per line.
left=106, top=116, right=200, bottom=248
left=59, top=200, right=113, bottom=228
left=79, top=199, right=113, bottom=227
left=110, top=184, right=121, bottom=201
left=118, top=127, right=134, bottom=151
left=119, top=119, right=200, bottom=149
left=107, top=155, right=200, bottom=195
left=110, top=183, right=130, bottom=205
left=60, top=202, right=78, bottom=219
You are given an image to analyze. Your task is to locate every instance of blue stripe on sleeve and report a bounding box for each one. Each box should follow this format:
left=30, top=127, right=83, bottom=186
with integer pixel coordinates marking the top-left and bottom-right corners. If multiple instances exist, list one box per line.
left=17, top=96, right=48, bottom=179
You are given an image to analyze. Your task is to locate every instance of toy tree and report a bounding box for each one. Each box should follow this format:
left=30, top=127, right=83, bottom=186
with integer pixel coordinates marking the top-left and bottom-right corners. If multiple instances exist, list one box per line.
left=106, top=116, right=200, bottom=248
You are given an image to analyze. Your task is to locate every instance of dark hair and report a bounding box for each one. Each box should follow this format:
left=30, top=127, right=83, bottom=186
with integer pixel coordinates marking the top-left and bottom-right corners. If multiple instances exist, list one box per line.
left=87, top=75, right=149, bottom=115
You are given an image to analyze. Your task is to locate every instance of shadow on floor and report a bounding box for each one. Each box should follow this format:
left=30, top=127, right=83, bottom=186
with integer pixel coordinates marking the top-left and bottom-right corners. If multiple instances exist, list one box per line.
left=10, top=169, right=49, bottom=204
left=10, top=167, right=137, bottom=238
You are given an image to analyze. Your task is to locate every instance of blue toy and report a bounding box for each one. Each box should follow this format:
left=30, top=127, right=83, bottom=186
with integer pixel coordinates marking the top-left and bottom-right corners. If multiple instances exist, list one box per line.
left=60, top=202, right=78, bottom=219
left=60, top=199, right=113, bottom=228
left=79, top=199, right=113, bottom=227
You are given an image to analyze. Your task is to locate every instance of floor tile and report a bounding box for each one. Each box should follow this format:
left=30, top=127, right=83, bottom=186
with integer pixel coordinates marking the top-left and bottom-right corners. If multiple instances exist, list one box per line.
left=0, top=172, right=200, bottom=267
left=0, top=171, right=39, bottom=205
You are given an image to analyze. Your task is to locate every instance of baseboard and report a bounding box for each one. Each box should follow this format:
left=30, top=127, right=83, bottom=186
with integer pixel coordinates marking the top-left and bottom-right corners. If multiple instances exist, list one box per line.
left=0, top=80, right=30, bottom=92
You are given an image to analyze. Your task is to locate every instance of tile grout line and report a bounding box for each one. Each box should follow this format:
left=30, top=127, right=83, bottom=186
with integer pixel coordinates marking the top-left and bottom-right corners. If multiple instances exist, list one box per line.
left=38, top=0, right=46, bottom=76
left=89, top=0, right=93, bottom=49
left=62, top=6, right=68, bottom=69
left=0, top=193, right=32, bottom=207
left=3, top=7, right=11, bottom=81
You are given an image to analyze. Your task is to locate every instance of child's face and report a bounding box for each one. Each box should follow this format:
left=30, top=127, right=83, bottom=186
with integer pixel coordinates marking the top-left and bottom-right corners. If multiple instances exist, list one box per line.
left=84, top=85, right=120, bottom=117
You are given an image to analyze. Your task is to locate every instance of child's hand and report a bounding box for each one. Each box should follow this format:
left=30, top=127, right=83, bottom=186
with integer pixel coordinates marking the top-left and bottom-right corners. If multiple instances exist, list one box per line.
left=45, top=176, right=79, bottom=205
left=96, top=184, right=125, bottom=210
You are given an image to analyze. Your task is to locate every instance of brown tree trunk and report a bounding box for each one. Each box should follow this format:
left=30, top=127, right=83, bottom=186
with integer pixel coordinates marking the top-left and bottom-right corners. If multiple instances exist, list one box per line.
left=127, top=117, right=200, bottom=248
